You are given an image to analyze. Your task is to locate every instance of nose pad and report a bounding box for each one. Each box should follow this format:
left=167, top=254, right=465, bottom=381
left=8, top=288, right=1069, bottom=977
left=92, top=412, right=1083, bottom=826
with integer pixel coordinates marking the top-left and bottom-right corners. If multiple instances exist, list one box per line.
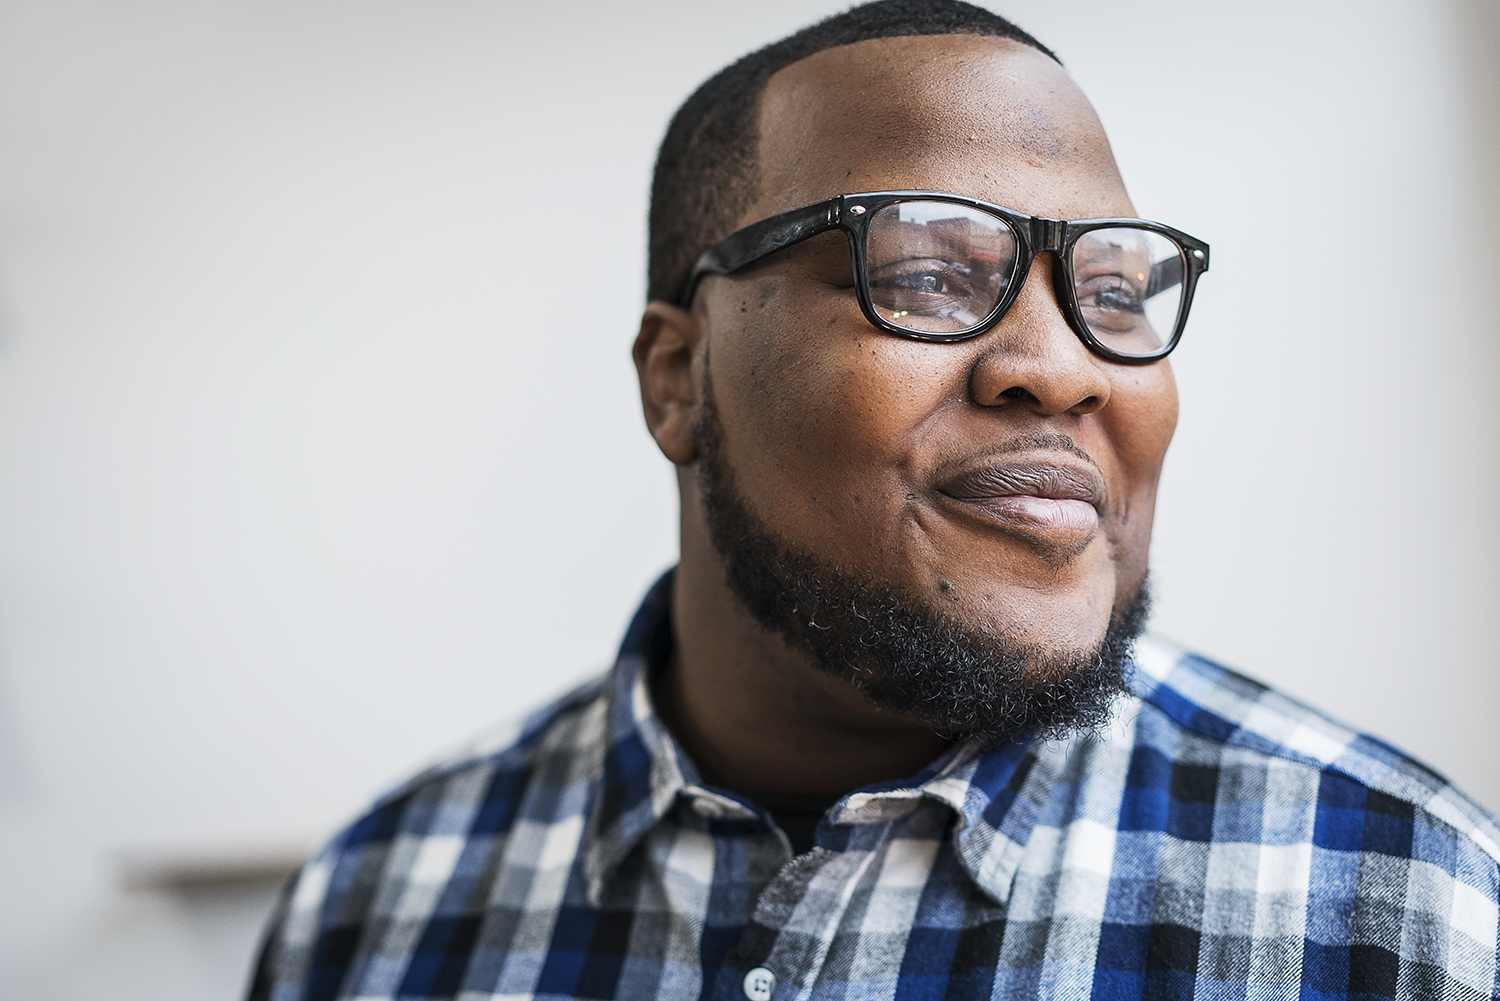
left=968, top=253, right=1110, bottom=416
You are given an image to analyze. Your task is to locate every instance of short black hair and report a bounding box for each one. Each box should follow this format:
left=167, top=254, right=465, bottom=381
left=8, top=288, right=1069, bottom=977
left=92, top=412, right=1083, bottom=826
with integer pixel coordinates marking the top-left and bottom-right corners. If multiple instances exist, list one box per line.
left=646, top=0, right=1058, bottom=304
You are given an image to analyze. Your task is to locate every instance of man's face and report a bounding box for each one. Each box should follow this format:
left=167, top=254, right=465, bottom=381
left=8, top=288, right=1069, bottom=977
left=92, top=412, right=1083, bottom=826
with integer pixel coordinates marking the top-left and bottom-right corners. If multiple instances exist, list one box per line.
left=692, top=35, right=1178, bottom=661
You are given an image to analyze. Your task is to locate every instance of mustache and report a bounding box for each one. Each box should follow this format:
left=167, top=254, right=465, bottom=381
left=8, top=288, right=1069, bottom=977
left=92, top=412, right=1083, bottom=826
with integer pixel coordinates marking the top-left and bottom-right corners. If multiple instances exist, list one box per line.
left=976, top=431, right=1099, bottom=469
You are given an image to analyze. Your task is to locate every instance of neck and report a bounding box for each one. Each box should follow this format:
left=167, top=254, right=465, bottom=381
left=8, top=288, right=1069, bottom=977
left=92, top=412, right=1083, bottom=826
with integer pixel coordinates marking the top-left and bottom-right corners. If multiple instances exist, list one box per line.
left=654, top=485, right=951, bottom=802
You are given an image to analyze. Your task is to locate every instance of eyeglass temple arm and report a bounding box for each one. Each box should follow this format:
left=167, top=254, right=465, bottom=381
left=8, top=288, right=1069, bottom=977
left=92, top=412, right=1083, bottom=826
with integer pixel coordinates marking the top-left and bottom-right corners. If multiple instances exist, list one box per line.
left=677, top=199, right=841, bottom=308
left=1145, top=254, right=1185, bottom=300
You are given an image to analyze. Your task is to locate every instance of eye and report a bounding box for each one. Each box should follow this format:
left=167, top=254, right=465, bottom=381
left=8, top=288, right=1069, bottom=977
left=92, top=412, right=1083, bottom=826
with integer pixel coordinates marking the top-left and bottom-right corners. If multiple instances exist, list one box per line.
left=867, top=259, right=976, bottom=307
left=864, top=253, right=1008, bottom=332
left=1078, top=275, right=1145, bottom=314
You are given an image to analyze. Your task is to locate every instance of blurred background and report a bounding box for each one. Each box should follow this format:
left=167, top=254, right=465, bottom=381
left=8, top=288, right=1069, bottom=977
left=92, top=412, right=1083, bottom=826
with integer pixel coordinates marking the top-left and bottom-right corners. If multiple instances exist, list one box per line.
left=0, top=0, right=1496, bottom=996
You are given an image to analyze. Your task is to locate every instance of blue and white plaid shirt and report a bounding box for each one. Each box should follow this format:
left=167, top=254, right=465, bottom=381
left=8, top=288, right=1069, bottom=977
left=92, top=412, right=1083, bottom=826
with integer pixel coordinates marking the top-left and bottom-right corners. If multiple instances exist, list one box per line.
left=251, top=573, right=1500, bottom=1000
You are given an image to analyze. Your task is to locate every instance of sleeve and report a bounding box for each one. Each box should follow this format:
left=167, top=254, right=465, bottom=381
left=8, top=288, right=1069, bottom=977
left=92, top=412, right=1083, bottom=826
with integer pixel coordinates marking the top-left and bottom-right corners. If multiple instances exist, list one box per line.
left=241, top=787, right=414, bottom=1001
left=242, top=843, right=351, bottom=1001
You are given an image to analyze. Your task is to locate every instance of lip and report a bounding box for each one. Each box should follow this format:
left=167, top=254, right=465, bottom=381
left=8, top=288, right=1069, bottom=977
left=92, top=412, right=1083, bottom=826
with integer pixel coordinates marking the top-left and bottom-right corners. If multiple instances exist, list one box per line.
left=933, top=456, right=1106, bottom=537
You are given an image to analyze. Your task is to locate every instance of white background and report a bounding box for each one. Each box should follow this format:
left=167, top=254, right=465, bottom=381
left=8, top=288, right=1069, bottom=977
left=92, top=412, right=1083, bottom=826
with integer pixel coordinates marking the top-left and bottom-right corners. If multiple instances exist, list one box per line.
left=0, top=1, right=1496, bottom=996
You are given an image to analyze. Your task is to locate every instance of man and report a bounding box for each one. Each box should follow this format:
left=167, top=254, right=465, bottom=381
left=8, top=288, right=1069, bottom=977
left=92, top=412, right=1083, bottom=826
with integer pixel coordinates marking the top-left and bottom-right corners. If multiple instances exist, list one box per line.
left=249, top=2, right=1500, bottom=998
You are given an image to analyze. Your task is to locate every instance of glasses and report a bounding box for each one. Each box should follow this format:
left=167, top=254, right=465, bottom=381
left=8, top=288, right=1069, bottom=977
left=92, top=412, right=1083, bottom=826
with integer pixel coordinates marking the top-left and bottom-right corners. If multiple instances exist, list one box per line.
left=680, top=191, right=1209, bottom=364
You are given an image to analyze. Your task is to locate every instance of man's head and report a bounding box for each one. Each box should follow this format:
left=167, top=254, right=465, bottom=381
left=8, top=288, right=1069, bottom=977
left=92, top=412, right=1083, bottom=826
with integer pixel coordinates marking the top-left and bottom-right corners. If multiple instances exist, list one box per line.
left=634, top=1, right=1183, bottom=743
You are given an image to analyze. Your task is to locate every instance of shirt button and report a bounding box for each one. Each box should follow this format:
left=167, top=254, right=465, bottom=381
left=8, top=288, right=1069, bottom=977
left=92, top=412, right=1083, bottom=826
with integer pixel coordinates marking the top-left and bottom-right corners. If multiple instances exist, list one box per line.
left=742, top=967, right=776, bottom=1001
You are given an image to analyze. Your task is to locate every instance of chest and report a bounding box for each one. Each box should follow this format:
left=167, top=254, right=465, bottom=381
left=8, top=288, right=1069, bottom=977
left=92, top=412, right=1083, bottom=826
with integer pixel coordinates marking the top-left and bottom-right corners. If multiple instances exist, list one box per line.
left=356, top=800, right=1321, bottom=1001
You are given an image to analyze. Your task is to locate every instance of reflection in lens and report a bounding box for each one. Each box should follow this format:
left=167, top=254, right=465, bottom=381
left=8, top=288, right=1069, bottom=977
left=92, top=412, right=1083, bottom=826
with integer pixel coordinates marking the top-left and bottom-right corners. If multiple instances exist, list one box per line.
left=1071, top=227, right=1184, bottom=356
left=865, top=201, right=1018, bottom=334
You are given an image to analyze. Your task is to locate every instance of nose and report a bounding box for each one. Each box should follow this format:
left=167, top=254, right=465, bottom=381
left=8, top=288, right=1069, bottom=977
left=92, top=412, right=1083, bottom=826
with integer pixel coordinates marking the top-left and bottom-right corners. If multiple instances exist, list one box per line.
left=967, top=254, right=1111, bottom=416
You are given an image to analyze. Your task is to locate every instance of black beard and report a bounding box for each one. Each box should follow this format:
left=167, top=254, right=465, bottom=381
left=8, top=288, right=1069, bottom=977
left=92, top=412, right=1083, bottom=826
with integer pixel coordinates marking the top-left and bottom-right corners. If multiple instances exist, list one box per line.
left=692, top=376, right=1150, bottom=745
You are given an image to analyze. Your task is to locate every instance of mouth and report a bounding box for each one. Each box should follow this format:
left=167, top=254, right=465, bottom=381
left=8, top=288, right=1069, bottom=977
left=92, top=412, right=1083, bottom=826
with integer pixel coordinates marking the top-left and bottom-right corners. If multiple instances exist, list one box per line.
left=933, top=454, right=1106, bottom=539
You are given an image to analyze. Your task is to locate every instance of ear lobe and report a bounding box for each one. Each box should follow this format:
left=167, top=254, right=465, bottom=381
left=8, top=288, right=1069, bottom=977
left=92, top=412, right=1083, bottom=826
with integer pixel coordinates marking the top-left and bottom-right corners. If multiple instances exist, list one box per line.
left=633, top=301, right=704, bottom=466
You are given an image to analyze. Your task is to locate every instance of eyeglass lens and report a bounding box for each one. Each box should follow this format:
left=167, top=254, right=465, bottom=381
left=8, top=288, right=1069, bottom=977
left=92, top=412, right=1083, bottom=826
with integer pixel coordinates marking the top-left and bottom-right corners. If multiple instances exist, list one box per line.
left=865, top=202, right=1016, bottom=335
left=1071, top=228, right=1184, bottom=357
left=865, top=200, right=1187, bottom=356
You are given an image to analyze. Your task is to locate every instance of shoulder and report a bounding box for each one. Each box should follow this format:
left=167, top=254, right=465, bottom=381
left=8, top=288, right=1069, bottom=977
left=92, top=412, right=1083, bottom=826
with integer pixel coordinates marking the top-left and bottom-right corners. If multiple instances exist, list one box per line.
left=343, top=672, right=612, bottom=854
left=248, top=674, right=613, bottom=1000
left=1119, top=635, right=1500, bottom=981
left=1129, top=633, right=1500, bottom=861
left=371, top=672, right=613, bottom=822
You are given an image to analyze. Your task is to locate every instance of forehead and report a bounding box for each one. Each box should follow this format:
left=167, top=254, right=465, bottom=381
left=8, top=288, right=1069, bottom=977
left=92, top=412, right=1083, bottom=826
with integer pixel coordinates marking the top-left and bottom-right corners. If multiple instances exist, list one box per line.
left=751, top=34, right=1131, bottom=223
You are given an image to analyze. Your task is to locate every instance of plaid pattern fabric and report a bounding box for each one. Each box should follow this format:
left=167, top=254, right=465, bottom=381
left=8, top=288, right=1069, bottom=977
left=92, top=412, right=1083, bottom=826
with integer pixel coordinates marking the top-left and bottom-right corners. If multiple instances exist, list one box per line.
left=249, top=573, right=1500, bottom=1000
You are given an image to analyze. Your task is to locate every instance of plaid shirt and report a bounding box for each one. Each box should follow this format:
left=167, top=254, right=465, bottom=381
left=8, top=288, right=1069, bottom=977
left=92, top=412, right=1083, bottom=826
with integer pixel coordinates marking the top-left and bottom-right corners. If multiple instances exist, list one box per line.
left=250, top=573, right=1500, bottom=1000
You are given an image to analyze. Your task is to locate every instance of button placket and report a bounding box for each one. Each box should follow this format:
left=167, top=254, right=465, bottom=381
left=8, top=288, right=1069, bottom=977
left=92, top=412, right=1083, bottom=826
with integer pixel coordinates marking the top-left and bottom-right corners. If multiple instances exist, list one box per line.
left=711, top=791, right=954, bottom=1001
left=718, top=834, right=886, bottom=1001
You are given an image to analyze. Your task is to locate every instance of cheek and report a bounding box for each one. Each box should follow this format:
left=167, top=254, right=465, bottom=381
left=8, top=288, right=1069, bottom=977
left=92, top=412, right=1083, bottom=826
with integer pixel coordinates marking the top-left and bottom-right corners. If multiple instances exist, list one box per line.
left=1099, top=363, right=1178, bottom=543
left=1113, top=364, right=1178, bottom=479
left=710, top=283, right=952, bottom=513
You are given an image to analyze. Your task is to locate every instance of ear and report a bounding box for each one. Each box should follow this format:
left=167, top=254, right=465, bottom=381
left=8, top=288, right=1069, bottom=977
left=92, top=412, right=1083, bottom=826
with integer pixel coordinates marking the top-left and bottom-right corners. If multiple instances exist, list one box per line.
left=632, top=300, right=704, bottom=466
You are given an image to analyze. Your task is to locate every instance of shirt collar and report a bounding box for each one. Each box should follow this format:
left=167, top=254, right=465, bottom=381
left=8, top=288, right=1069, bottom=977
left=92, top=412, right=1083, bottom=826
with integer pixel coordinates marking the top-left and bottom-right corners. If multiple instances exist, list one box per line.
left=579, top=570, right=1059, bottom=907
left=581, top=570, right=696, bottom=904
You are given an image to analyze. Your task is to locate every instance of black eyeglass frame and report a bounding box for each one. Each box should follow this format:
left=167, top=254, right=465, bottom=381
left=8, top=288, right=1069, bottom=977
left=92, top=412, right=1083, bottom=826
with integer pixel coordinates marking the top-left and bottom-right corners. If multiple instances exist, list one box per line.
left=678, top=190, right=1210, bottom=364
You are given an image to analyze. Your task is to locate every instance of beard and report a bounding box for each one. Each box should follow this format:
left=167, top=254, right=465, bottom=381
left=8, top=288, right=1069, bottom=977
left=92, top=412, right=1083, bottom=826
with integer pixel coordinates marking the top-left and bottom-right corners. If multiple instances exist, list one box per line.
left=693, top=376, right=1150, bottom=745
